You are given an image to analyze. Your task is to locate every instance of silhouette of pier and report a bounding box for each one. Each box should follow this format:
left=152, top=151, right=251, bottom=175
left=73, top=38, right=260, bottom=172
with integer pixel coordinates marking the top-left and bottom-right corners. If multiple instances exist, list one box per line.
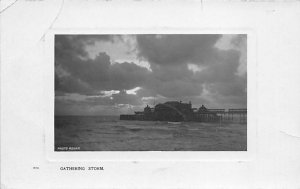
left=120, top=101, right=247, bottom=123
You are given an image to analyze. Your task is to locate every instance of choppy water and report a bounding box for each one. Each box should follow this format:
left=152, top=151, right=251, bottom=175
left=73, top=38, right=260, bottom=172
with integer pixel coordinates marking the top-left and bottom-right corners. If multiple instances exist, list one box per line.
left=55, top=116, right=247, bottom=151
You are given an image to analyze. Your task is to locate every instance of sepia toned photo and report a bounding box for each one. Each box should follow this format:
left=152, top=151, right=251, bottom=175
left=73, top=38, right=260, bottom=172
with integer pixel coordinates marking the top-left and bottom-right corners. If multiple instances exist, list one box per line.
left=55, top=34, right=247, bottom=151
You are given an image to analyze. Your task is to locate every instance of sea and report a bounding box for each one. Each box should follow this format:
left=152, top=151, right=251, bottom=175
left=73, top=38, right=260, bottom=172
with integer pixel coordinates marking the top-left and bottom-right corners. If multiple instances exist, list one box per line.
left=55, top=115, right=247, bottom=151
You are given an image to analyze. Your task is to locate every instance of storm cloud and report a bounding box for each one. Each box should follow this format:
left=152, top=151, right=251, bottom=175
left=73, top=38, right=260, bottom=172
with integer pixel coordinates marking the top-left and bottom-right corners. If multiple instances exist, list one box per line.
left=136, top=34, right=221, bottom=66
left=55, top=34, right=247, bottom=115
left=55, top=35, right=151, bottom=95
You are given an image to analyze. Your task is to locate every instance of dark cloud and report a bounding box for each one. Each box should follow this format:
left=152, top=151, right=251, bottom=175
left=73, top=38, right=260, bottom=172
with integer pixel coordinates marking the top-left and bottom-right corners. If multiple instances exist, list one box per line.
left=55, top=74, right=94, bottom=95
left=55, top=35, right=151, bottom=95
left=136, top=34, right=247, bottom=103
left=136, top=34, right=221, bottom=66
left=55, top=35, right=114, bottom=60
left=109, top=62, right=151, bottom=90
left=136, top=64, right=203, bottom=98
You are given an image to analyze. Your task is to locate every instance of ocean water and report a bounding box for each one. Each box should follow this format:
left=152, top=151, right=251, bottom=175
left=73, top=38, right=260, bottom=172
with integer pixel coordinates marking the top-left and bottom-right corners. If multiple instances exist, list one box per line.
left=55, top=116, right=247, bottom=151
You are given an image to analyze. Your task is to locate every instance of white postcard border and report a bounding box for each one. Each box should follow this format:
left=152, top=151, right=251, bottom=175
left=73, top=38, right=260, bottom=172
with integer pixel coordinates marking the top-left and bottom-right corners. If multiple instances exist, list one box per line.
left=45, top=29, right=256, bottom=162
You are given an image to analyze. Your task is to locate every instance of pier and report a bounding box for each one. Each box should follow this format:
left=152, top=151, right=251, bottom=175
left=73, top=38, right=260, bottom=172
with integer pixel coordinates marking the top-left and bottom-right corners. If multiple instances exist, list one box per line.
left=120, top=101, right=247, bottom=123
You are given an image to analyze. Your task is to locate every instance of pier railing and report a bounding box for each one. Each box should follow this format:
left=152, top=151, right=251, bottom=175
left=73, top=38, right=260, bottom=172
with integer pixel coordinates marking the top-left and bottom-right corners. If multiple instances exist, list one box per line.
left=208, top=108, right=247, bottom=122
left=207, top=109, right=225, bottom=113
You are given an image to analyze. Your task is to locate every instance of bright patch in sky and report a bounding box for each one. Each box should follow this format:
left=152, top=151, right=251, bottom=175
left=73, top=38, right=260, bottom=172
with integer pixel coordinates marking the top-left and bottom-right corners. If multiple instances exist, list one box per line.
left=187, top=63, right=204, bottom=73
left=126, top=87, right=141, bottom=95
left=100, top=90, right=120, bottom=97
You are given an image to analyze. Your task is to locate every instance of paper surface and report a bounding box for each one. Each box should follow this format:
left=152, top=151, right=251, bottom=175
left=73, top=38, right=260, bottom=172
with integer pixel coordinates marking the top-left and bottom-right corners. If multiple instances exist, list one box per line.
left=1, top=0, right=300, bottom=188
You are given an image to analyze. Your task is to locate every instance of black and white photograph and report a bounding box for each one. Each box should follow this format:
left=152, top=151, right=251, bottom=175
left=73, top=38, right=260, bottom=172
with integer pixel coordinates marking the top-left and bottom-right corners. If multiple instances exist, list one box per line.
left=2, top=0, right=300, bottom=188
left=55, top=34, right=247, bottom=151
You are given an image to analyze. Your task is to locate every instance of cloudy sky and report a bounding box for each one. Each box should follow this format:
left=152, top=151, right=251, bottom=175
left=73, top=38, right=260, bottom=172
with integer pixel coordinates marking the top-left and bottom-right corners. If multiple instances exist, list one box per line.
left=55, top=34, right=247, bottom=115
